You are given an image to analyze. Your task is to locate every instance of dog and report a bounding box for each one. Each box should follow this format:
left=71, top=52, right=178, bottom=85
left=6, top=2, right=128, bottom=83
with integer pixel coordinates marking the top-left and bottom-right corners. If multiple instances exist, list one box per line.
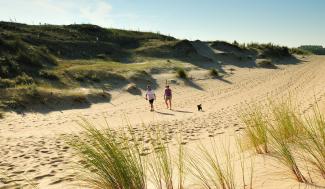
left=197, top=104, right=203, bottom=111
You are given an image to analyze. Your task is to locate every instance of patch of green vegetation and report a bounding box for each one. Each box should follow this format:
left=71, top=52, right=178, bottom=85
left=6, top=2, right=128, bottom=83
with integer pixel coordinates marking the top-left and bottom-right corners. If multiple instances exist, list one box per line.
left=255, top=59, right=277, bottom=69
left=240, top=99, right=325, bottom=183
left=289, top=48, right=312, bottom=55
left=298, top=45, right=325, bottom=55
left=0, top=36, right=56, bottom=85
left=212, top=40, right=299, bottom=60
left=0, top=21, right=175, bottom=60
left=0, top=85, right=110, bottom=112
left=245, top=43, right=290, bottom=58
left=209, top=68, right=219, bottom=77
left=176, top=67, right=187, bottom=79
left=211, top=40, right=245, bottom=53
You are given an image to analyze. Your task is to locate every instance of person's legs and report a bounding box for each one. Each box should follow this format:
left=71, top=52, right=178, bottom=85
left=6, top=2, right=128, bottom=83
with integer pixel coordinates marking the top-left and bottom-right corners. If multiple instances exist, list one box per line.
left=165, top=98, right=169, bottom=109
left=149, top=99, right=154, bottom=111
left=169, top=98, right=172, bottom=110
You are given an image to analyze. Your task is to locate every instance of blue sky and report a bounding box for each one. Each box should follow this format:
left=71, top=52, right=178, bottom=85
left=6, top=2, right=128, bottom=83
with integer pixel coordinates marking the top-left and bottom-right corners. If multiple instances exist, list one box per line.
left=0, top=0, right=324, bottom=47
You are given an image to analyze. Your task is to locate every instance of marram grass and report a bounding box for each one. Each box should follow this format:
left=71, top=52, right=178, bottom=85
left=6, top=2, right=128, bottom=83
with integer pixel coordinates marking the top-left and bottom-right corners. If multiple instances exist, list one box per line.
left=240, top=105, right=269, bottom=154
left=188, top=140, right=236, bottom=189
left=67, top=120, right=147, bottom=189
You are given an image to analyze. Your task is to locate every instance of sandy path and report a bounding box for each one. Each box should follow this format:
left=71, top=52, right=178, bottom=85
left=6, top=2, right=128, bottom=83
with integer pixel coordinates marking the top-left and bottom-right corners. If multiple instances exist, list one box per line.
left=1, top=55, right=325, bottom=188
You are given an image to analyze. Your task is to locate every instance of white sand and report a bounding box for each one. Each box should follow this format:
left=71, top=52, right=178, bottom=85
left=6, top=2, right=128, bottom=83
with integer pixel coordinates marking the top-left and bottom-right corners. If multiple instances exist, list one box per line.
left=1, top=55, right=325, bottom=188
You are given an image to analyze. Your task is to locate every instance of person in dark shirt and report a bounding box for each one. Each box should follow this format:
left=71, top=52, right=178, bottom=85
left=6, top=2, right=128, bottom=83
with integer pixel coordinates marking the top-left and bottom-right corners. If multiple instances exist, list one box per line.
left=164, top=85, right=172, bottom=110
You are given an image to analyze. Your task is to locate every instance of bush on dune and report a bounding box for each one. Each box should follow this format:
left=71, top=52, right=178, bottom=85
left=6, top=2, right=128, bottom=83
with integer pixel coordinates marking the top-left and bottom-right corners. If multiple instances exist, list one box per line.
left=209, top=68, right=219, bottom=78
left=255, top=59, right=277, bottom=69
left=289, top=48, right=312, bottom=55
left=176, top=68, right=187, bottom=79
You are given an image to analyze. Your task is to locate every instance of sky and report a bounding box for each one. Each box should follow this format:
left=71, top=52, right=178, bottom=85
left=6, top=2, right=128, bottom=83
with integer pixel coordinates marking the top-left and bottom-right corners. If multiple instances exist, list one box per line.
left=0, top=0, right=324, bottom=47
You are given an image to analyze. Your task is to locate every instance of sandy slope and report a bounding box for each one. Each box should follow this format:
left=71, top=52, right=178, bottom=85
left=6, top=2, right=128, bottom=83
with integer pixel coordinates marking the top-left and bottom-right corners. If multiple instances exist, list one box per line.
left=1, top=55, right=325, bottom=188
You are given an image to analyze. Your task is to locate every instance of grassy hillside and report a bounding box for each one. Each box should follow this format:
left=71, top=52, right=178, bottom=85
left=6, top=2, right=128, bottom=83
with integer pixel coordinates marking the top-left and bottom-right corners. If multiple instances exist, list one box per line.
left=0, top=21, right=306, bottom=112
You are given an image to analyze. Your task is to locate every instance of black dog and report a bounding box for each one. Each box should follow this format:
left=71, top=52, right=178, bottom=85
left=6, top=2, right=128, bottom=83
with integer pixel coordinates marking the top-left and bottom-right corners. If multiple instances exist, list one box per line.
left=197, top=104, right=203, bottom=111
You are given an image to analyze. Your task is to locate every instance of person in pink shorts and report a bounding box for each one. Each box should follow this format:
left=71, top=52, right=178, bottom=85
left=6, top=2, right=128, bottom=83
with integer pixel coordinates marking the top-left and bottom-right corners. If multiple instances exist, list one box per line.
left=164, top=85, right=172, bottom=110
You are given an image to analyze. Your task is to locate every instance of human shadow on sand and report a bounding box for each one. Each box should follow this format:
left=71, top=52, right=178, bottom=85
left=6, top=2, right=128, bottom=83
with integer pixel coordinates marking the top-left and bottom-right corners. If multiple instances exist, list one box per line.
left=155, top=111, right=175, bottom=116
left=172, top=109, right=193, bottom=113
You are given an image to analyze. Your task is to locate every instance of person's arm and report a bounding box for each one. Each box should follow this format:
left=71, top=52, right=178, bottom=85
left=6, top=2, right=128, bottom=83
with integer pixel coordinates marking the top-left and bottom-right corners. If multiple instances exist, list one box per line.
left=145, top=92, right=148, bottom=100
left=154, top=93, right=156, bottom=100
left=164, top=90, right=166, bottom=99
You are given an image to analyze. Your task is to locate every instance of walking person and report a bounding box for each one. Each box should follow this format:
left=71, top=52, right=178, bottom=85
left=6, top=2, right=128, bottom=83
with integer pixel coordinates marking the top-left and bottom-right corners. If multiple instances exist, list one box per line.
left=164, top=85, right=172, bottom=110
left=145, top=85, right=156, bottom=111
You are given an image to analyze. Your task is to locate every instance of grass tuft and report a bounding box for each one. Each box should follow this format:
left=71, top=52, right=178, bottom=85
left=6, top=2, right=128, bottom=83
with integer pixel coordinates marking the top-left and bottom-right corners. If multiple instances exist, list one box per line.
left=268, top=127, right=308, bottom=183
left=300, top=105, right=325, bottom=178
left=68, top=120, right=147, bottom=189
left=255, top=59, right=277, bottom=69
left=176, top=68, right=187, bottom=79
left=269, top=100, right=305, bottom=142
left=189, top=140, right=236, bottom=189
left=209, top=68, right=219, bottom=77
left=241, top=105, right=269, bottom=154
left=240, top=99, right=309, bottom=183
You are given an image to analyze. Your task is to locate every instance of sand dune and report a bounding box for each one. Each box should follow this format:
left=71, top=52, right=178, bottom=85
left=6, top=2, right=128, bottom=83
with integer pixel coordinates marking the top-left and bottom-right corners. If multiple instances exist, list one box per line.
left=1, top=55, right=325, bottom=188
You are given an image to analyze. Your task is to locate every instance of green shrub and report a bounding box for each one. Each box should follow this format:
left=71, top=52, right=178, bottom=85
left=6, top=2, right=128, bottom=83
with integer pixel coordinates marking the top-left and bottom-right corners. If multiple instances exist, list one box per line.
left=0, top=56, right=21, bottom=78
left=0, top=79, right=16, bottom=88
left=298, top=45, right=325, bottom=55
left=176, top=68, right=187, bottom=79
left=247, top=43, right=291, bottom=57
left=16, top=51, right=43, bottom=67
left=209, top=68, right=219, bottom=77
left=289, top=48, right=311, bottom=55
left=15, top=73, right=34, bottom=85
left=256, top=59, right=276, bottom=69
left=39, top=70, right=59, bottom=80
